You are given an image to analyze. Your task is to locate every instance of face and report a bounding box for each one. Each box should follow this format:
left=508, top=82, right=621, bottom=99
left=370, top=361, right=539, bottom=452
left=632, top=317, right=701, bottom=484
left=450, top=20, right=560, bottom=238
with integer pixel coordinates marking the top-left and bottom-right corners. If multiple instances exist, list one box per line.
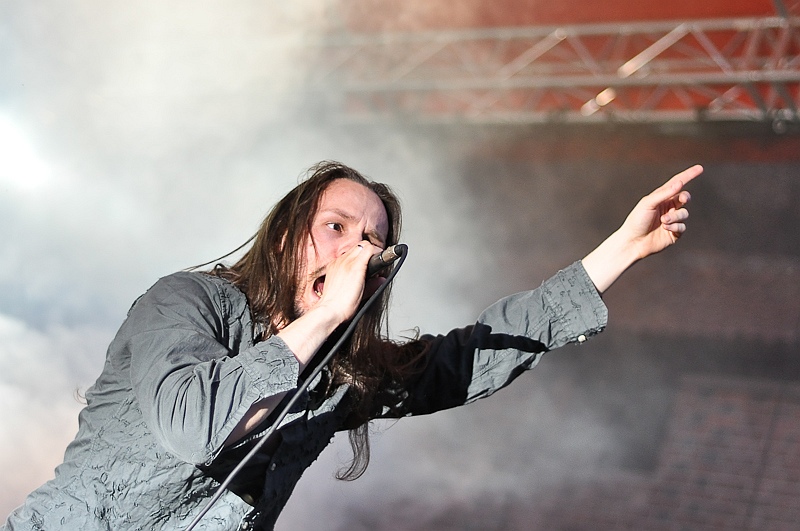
left=294, top=179, right=389, bottom=317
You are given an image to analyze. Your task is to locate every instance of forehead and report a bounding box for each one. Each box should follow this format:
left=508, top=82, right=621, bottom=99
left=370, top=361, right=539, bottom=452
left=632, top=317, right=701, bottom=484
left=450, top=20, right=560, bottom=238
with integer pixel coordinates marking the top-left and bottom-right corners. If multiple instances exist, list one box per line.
left=318, top=179, right=389, bottom=237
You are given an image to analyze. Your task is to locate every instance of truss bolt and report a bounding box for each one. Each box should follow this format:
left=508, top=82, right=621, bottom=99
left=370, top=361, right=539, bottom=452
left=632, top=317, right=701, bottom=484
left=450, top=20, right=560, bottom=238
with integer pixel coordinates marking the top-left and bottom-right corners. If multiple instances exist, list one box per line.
left=772, top=118, right=788, bottom=134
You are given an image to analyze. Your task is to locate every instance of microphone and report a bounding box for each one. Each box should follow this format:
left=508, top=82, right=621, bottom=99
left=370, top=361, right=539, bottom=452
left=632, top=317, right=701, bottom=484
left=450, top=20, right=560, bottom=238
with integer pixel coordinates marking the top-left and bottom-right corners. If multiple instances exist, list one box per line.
left=367, top=244, right=407, bottom=277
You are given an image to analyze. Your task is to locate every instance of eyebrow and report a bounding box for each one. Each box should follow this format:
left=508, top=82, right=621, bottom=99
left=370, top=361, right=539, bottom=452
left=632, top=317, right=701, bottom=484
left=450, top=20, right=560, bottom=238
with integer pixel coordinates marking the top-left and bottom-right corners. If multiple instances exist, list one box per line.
left=322, top=208, right=387, bottom=245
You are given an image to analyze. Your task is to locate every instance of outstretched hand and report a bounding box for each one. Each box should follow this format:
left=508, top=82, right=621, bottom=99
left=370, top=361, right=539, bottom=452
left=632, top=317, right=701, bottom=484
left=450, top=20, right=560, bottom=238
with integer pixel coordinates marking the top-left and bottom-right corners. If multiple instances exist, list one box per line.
left=618, top=164, right=702, bottom=260
left=581, top=165, right=702, bottom=294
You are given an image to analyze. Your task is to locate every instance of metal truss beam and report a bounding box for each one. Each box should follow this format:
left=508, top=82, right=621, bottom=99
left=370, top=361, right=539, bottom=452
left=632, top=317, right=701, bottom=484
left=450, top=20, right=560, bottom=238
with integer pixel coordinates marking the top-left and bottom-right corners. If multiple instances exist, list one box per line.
left=307, top=17, right=800, bottom=125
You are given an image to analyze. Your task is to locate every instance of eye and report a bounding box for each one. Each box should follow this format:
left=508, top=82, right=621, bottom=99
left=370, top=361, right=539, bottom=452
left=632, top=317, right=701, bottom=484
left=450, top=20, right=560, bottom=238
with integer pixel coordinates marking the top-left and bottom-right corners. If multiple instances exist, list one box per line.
left=326, top=222, right=343, bottom=232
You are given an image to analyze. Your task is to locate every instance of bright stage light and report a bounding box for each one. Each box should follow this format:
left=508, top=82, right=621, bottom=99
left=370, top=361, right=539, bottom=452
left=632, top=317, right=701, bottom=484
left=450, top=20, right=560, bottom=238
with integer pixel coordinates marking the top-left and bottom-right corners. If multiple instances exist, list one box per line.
left=0, top=115, right=51, bottom=193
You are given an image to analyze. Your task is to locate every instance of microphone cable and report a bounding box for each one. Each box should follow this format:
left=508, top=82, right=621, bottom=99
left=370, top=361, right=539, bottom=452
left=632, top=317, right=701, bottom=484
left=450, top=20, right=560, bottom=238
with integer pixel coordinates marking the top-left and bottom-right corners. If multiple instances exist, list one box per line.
left=186, top=244, right=408, bottom=530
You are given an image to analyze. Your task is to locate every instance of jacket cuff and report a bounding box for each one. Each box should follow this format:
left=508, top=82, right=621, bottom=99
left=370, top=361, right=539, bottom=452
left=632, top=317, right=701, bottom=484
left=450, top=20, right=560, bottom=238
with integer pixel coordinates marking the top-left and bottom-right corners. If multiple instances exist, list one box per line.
left=237, top=335, right=300, bottom=398
left=547, top=261, right=608, bottom=344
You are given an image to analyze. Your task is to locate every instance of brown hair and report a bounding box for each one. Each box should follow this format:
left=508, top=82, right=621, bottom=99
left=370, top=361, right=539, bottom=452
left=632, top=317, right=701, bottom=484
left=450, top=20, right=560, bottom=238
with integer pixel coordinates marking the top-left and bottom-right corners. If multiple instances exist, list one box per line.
left=213, top=161, right=424, bottom=479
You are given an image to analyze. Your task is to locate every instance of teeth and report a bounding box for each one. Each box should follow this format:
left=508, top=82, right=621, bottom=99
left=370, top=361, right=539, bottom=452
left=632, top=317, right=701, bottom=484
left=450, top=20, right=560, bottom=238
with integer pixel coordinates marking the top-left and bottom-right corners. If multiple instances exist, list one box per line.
left=314, top=276, right=325, bottom=298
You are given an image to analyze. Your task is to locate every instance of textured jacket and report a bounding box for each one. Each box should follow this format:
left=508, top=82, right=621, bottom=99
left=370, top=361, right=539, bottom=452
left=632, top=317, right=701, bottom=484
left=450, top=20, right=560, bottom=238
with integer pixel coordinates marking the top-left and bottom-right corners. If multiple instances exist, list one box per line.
left=2, top=261, right=606, bottom=530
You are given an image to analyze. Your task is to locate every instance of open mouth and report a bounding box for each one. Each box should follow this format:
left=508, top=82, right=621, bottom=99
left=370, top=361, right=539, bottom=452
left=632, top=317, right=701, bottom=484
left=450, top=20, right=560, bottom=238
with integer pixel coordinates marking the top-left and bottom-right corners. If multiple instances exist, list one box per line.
left=313, top=275, right=326, bottom=298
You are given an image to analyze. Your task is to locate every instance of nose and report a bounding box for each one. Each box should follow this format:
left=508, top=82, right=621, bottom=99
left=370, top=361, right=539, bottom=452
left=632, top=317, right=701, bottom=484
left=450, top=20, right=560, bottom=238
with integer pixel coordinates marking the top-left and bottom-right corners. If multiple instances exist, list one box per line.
left=337, top=233, right=363, bottom=256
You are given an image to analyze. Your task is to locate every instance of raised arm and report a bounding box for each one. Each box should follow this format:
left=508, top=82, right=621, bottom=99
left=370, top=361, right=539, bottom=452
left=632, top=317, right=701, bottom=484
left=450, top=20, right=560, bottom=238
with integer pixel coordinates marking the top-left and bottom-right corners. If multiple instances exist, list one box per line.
left=581, top=165, right=702, bottom=293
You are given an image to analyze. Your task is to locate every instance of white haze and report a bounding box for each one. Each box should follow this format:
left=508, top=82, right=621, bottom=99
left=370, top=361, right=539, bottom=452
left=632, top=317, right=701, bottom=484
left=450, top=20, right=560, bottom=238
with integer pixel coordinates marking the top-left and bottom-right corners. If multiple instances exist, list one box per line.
left=0, top=3, right=616, bottom=528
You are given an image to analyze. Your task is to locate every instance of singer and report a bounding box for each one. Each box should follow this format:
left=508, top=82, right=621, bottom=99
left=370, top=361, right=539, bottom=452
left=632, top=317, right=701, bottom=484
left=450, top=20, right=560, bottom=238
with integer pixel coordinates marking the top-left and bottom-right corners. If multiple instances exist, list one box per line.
left=2, top=161, right=701, bottom=530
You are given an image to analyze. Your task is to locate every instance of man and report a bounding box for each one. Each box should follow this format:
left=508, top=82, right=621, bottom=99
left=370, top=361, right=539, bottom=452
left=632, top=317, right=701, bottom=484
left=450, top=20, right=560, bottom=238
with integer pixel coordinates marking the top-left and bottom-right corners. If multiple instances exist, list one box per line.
left=3, top=161, right=701, bottom=530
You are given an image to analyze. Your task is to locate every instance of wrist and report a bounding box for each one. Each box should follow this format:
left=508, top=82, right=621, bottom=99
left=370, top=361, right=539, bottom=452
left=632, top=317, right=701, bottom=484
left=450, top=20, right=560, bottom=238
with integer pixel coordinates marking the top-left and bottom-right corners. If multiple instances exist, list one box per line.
left=582, top=230, right=640, bottom=294
left=312, top=300, right=351, bottom=330
left=276, top=304, right=344, bottom=368
left=608, top=228, right=643, bottom=266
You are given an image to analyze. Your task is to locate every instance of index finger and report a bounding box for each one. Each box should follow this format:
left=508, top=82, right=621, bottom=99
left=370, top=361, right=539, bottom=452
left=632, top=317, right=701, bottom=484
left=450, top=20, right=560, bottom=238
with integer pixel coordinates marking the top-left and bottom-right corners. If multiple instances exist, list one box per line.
left=670, top=164, right=703, bottom=187
left=643, top=164, right=703, bottom=208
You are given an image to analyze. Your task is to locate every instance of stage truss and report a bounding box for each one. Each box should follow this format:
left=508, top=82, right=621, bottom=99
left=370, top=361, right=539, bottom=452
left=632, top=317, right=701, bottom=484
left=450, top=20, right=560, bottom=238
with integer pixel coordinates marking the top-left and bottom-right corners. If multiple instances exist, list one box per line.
left=308, top=16, right=800, bottom=126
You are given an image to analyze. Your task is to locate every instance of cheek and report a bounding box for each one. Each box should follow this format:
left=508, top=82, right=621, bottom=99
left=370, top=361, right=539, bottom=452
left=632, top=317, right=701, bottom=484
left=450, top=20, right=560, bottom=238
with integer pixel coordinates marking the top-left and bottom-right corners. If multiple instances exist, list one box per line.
left=302, top=232, right=328, bottom=275
left=309, top=229, right=338, bottom=258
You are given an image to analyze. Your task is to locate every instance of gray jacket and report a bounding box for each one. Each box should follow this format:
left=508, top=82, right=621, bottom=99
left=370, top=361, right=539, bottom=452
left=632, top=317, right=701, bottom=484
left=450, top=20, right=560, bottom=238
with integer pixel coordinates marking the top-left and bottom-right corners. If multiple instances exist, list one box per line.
left=3, top=261, right=606, bottom=530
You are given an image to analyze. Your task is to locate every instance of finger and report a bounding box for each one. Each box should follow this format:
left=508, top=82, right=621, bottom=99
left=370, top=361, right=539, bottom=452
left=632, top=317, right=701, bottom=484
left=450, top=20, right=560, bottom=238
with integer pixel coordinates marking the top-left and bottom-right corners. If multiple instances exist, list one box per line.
left=330, top=244, right=363, bottom=272
left=661, top=207, right=689, bottom=225
left=662, top=222, right=686, bottom=234
left=349, top=241, right=373, bottom=262
left=346, top=240, right=384, bottom=275
left=354, top=240, right=384, bottom=253
left=642, top=165, right=703, bottom=209
left=324, top=244, right=369, bottom=283
left=662, top=208, right=689, bottom=232
left=672, top=164, right=703, bottom=186
left=676, top=190, right=692, bottom=206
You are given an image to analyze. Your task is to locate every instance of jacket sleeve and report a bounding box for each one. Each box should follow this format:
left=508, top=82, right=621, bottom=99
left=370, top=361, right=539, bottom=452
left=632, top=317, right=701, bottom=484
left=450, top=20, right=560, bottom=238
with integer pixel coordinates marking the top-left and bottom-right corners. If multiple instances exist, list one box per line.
left=115, top=273, right=300, bottom=466
left=383, top=261, right=608, bottom=417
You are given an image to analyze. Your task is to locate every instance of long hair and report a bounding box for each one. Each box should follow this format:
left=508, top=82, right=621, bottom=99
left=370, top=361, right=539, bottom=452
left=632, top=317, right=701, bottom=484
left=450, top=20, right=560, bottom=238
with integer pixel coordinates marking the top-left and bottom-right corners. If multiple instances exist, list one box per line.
left=213, top=161, right=424, bottom=479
